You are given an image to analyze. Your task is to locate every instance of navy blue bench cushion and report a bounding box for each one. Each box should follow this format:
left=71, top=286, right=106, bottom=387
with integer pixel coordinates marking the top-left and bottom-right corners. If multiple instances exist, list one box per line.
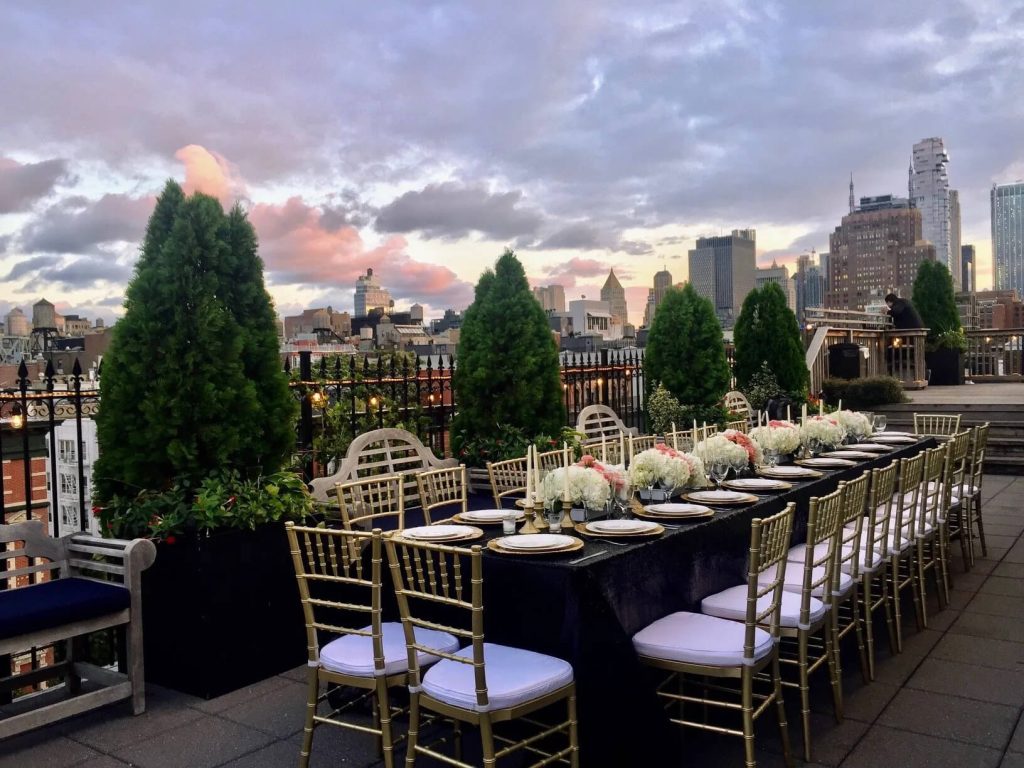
left=0, top=577, right=130, bottom=641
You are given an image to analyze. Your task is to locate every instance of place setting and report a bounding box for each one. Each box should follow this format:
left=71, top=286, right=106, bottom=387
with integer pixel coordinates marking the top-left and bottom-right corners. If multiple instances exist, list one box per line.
left=819, top=449, right=881, bottom=460
left=721, top=477, right=793, bottom=493
left=575, top=519, right=665, bottom=539
left=633, top=502, right=716, bottom=521
left=870, top=433, right=918, bottom=444
left=681, top=489, right=760, bottom=506
left=396, top=524, right=484, bottom=543
left=756, top=464, right=824, bottom=480
left=845, top=443, right=893, bottom=452
left=795, top=456, right=859, bottom=469
left=486, top=533, right=585, bottom=557
left=453, top=508, right=525, bottom=525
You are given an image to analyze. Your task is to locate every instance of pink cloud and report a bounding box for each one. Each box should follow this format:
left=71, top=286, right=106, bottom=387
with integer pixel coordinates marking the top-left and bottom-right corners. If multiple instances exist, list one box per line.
left=539, top=257, right=631, bottom=288
left=175, top=144, right=244, bottom=202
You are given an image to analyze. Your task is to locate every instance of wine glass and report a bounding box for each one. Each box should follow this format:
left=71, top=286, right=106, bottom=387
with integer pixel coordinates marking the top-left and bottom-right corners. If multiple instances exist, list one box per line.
left=710, top=461, right=728, bottom=489
left=765, top=448, right=779, bottom=468
left=807, top=437, right=821, bottom=458
left=872, top=415, right=887, bottom=434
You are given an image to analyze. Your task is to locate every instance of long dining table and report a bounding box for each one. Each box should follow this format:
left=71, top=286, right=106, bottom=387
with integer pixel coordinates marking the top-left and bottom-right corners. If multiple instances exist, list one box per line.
left=432, top=437, right=935, bottom=766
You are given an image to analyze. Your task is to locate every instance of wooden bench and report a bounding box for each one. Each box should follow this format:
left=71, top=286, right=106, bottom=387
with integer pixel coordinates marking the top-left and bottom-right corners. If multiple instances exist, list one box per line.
left=309, top=428, right=458, bottom=509
left=0, top=519, right=156, bottom=739
left=574, top=405, right=638, bottom=441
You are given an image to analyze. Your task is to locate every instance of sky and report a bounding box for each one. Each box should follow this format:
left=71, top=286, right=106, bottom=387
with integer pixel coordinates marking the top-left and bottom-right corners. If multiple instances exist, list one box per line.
left=1, top=1, right=1023, bottom=328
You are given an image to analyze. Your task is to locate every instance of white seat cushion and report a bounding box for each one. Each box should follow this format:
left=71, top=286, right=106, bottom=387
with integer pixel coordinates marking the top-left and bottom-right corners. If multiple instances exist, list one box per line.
left=319, top=622, right=460, bottom=677
left=845, top=544, right=886, bottom=574
left=633, top=611, right=773, bottom=667
left=702, top=584, right=827, bottom=629
left=421, top=643, right=573, bottom=712
left=759, top=562, right=854, bottom=599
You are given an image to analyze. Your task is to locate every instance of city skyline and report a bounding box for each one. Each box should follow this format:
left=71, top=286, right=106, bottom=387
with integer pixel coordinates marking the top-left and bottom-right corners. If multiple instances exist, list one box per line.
left=1, top=2, right=1022, bottom=328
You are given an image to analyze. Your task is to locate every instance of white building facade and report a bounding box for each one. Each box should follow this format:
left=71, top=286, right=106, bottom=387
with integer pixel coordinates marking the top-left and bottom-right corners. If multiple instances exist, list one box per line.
left=568, top=299, right=623, bottom=340
left=992, top=182, right=1024, bottom=296
left=755, top=260, right=796, bottom=311
left=911, top=137, right=957, bottom=289
left=47, top=417, right=99, bottom=537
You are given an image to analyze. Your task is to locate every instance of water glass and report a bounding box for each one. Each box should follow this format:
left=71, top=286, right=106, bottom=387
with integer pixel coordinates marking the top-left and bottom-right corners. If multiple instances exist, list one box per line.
left=546, top=507, right=563, bottom=533
left=872, top=415, right=887, bottom=433
left=765, top=448, right=779, bottom=468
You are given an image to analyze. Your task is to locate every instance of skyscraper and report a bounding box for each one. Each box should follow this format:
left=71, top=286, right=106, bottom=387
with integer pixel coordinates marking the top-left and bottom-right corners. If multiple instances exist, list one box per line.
left=793, top=252, right=826, bottom=322
left=911, top=137, right=955, bottom=287
left=992, top=182, right=1024, bottom=295
left=687, top=229, right=756, bottom=328
left=533, top=284, right=566, bottom=313
left=827, top=195, right=936, bottom=310
left=961, top=244, right=976, bottom=294
left=354, top=268, right=393, bottom=317
left=653, top=267, right=673, bottom=308
left=600, top=269, right=628, bottom=325
left=755, top=260, right=795, bottom=310
left=949, top=189, right=962, bottom=290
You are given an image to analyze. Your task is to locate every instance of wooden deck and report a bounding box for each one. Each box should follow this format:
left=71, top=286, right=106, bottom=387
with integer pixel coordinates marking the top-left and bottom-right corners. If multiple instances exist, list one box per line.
left=903, top=383, right=1024, bottom=405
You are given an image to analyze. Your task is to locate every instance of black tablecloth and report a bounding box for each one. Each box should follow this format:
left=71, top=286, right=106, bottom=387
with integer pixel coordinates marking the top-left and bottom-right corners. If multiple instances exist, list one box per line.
left=395, top=439, right=934, bottom=766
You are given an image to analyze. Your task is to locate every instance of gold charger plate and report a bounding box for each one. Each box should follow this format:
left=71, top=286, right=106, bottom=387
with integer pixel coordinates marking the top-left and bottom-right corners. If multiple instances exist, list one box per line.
left=574, top=521, right=665, bottom=538
left=453, top=510, right=524, bottom=525
left=633, top=507, right=715, bottom=521
left=681, top=491, right=760, bottom=506
left=757, top=467, right=823, bottom=480
left=396, top=525, right=484, bottom=544
left=722, top=479, right=793, bottom=492
left=795, top=458, right=857, bottom=468
left=486, top=537, right=585, bottom=556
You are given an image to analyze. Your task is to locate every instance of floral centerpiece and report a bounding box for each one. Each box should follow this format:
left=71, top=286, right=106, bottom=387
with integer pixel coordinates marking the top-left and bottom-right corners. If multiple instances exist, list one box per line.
left=576, top=454, right=628, bottom=497
left=721, top=429, right=763, bottom=466
left=628, top=445, right=707, bottom=501
left=694, top=434, right=750, bottom=471
left=541, top=465, right=611, bottom=511
left=800, top=415, right=846, bottom=450
left=832, top=410, right=873, bottom=441
left=749, top=420, right=802, bottom=457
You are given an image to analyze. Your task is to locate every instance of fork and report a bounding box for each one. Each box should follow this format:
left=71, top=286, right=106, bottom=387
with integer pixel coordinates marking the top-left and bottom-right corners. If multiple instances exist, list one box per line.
left=569, top=550, right=607, bottom=564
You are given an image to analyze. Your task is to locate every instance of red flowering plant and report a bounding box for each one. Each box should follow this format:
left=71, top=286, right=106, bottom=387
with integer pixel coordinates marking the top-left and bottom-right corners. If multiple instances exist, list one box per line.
left=721, top=429, right=763, bottom=466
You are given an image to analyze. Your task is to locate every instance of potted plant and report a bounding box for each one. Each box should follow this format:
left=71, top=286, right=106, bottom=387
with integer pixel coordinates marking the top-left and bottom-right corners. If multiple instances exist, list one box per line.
left=912, top=260, right=965, bottom=386
left=93, top=181, right=307, bottom=698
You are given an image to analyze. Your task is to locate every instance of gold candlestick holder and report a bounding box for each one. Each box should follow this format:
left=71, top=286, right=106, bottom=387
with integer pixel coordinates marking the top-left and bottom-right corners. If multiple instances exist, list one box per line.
left=560, top=498, right=575, bottom=534
left=520, top=501, right=541, bottom=535
left=534, top=501, right=550, bottom=531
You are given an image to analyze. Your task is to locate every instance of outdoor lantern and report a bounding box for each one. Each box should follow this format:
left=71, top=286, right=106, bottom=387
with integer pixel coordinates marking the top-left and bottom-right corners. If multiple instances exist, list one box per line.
left=9, top=405, right=24, bottom=430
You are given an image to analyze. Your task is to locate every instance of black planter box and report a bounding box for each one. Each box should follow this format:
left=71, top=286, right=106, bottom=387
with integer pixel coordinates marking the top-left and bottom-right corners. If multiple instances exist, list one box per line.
left=926, top=348, right=965, bottom=386
left=141, top=522, right=307, bottom=699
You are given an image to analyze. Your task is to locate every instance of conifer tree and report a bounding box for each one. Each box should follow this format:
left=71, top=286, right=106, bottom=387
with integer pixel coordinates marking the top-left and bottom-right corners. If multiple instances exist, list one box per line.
left=645, top=284, right=731, bottom=407
left=452, top=250, right=563, bottom=449
left=733, top=282, right=809, bottom=397
left=95, top=183, right=295, bottom=500
left=912, top=260, right=961, bottom=342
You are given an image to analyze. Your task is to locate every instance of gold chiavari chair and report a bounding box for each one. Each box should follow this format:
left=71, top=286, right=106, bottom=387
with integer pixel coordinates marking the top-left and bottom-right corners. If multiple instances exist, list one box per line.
left=336, top=475, right=407, bottom=558
left=851, top=463, right=898, bottom=680
left=632, top=504, right=795, bottom=768
left=915, top=445, right=950, bottom=616
left=964, top=423, right=991, bottom=558
left=695, top=424, right=720, bottom=442
left=416, top=465, right=468, bottom=525
left=664, top=429, right=695, bottom=452
left=485, top=456, right=527, bottom=509
left=935, top=430, right=973, bottom=575
left=725, top=419, right=750, bottom=434
left=285, top=524, right=459, bottom=768
left=536, top=446, right=567, bottom=473
left=581, top=437, right=623, bottom=465
left=913, top=413, right=961, bottom=437
left=384, top=538, right=579, bottom=768
left=886, top=452, right=925, bottom=652
left=632, top=434, right=659, bottom=453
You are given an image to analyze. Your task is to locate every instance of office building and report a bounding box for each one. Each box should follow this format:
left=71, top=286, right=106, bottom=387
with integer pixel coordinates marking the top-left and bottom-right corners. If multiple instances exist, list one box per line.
left=600, top=269, right=629, bottom=325
left=755, top=260, right=796, bottom=310
left=568, top=299, right=622, bottom=340
left=283, top=306, right=352, bottom=340
left=974, top=289, right=1024, bottom=329
left=533, top=284, right=566, bottom=313
left=827, top=195, right=936, bottom=310
left=687, top=229, right=756, bottom=328
left=793, top=253, right=827, bottom=322
left=992, top=182, right=1024, bottom=295
left=911, top=137, right=956, bottom=288
left=961, top=244, right=976, bottom=294
left=353, top=268, right=393, bottom=318
left=949, top=189, right=962, bottom=290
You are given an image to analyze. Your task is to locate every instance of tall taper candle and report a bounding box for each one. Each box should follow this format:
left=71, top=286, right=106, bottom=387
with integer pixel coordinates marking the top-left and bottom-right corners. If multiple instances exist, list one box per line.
left=562, top=443, right=570, bottom=501
left=601, top=434, right=607, bottom=462
left=802, top=403, right=807, bottom=423
left=525, top=445, right=533, bottom=506
left=787, top=405, right=791, bottom=422
left=619, top=432, right=626, bottom=466
left=671, top=422, right=678, bottom=450
left=819, top=399, right=824, bottom=417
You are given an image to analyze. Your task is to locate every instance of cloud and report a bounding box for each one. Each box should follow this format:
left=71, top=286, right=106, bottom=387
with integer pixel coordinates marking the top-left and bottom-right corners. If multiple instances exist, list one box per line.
left=20, top=193, right=155, bottom=254
left=0, top=156, right=72, bottom=213
left=540, top=257, right=632, bottom=288
left=375, top=181, right=543, bottom=240
left=175, top=144, right=244, bottom=202
left=536, top=222, right=652, bottom=254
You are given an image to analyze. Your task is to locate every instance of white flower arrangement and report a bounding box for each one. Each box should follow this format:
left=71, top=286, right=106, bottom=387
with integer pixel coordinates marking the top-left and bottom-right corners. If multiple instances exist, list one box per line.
left=749, top=421, right=801, bottom=455
left=541, top=465, right=611, bottom=509
left=694, top=434, right=749, bottom=470
left=627, top=446, right=704, bottom=489
left=832, top=410, right=873, bottom=440
left=800, top=415, right=846, bottom=448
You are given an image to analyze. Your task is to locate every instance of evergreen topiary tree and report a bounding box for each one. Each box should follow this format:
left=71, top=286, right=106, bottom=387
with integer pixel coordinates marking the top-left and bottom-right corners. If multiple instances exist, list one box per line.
left=645, top=284, right=731, bottom=413
left=912, top=260, right=961, bottom=343
left=733, top=282, right=809, bottom=398
left=452, top=249, right=563, bottom=456
left=95, top=181, right=296, bottom=502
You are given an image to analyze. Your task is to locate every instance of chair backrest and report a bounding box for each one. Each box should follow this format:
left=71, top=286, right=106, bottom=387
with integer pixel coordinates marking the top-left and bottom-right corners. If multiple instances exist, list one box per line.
left=918, top=445, right=948, bottom=535
left=537, top=447, right=568, bottom=474
left=913, top=413, right=962, bottom=437
left=285, top=523, right=384, bottom=668
left=968, top=423, right=990, bottom=492
left=628, top=435, right=658, bottom=461
left=385, top=538, right=485, bottom=707
left=943, top=430, right=972, bottom=511
left=575, top=404, right=638, bottom=440
left=864, top=462, right=898, bottom=559
left=694, top=424, right=720, bottom=442
left=663, top=430, right=695, bottom=452
left=837, top=472, right=869, bottom=580
left=803, top=488, right=845, bottom=611
left=581, top=437, right=623, bottom=466
left=724, top=390, right=752, bottom=421
left=416, top=465, right=468, bottom=524
left=725, top=419, right=750, bottom=434
left=892, top=452, right=925, bottom=549
left=744, top=503, right=795, bottom=657
left=0, top=520, right=65, bottom=587
left=486, top=456, right=527, bottom=508
left=335, top=474, right=406, bottom=537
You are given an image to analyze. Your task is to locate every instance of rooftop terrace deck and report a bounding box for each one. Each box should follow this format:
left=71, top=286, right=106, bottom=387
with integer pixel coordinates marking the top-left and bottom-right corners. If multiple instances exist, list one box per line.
left=3, top=476, right=1023, bottom=768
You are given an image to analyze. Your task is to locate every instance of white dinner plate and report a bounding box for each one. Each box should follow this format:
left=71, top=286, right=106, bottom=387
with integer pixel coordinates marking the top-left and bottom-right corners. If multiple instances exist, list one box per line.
left=846, top=443, right=891, bottom=452
left=645, top=503, right=713, bottom=516
left=686, top=490, right=749, bottom=502
left=797, top=457, right=858, bottom=467
left=820, top=450, right=878, bottom=460
left=497, top=534, right=577, bottom=550
left=756, top=465, right=815, bottom=476
left=723, top=478, right=790, bottom=490
left=460, top=509, right=524, bottom=523
left=401, top=525, right=475, bottom=541
left=586, top=520, right=658, bottom=534
left=871, top=435, right=916, bottom=444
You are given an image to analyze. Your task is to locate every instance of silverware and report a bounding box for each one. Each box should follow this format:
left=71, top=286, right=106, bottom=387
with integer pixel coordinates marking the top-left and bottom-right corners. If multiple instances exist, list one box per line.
left=601, top=539, right=629, bottom=546
left=569, top=550, right=607, bottom=564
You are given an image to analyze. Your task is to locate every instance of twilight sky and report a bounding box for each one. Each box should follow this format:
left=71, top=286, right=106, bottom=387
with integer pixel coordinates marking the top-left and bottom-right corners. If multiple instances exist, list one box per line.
left=1, top=1, right=1023, bottom=327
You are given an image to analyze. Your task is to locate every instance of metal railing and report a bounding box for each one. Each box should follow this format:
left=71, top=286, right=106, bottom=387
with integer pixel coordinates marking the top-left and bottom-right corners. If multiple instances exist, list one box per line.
left=966, top=329, right=1024, bottom=381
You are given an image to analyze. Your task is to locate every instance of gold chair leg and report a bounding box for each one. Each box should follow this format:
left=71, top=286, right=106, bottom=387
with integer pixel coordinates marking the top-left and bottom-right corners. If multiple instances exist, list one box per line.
left=772, top=652, right=794, bottom=768
left=975, top=495, right=988, bottom=557
left=824, top=617, right=843, bottom=722
left=939, top=523, right=953, bottom=600
left=932, top=537, right=949, bottom=610
left=376, top=679, right=395, bottom=768
left=405, top=692, right=421, bottom=768
left=568, top=689, right=580, bottom=768
left=798, top=631, right=812, bottom=762
left=741, top=667, right=756, bottom=768
left=850, top=586, right=869, bottom=684
left=860, top=574, right=876, bottom=682
left=299, top=667, right=317, bottom=768
left=915, top=540, right=930, bottom=628
left=889, top=555, right=905, bottom=654
left=480, top=713, right=497, bottom=768
left=880, top=566, right=897, bottom=657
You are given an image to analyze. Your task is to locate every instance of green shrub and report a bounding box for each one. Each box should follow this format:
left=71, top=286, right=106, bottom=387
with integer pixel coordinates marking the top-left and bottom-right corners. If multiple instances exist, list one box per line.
left=912, top=260, right=961, bottom=346
left=734, top=282, right=808, bottom=398
left=821, top=376, right=907, bottom=409
left=647, top=383, right=685, bottom=434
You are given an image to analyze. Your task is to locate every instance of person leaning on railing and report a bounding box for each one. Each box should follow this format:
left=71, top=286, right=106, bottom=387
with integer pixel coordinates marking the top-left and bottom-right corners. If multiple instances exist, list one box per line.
left=885, top=293, right=924, bottom=330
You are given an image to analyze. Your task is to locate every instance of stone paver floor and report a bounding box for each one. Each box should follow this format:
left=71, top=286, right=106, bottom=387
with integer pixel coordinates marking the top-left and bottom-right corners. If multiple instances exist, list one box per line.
left=2, top=476, right=1023, bottom=767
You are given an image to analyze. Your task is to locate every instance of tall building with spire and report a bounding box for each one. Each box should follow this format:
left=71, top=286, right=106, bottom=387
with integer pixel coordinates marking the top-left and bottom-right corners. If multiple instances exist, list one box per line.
left=849, top=174, right=855, bottom=214
left=911, top=137, right=957, bottom=289
left=600, top=269, right=628, bottom=325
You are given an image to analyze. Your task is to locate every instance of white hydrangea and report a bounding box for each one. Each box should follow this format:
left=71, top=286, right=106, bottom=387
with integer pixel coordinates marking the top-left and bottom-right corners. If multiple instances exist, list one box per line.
left=541, top=465, right=611, bottom=508
left=800, top=416, right=846, bottom=447
left=749, top=423, right=801, bottom=455
left=832, top=410, right=873, bottom=440
left=694, top=435, right=749, bottom=470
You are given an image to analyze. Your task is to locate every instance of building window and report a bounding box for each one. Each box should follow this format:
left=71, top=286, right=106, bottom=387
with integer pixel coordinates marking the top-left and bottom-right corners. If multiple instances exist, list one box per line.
left=58, top=439, right=76, bottom=463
